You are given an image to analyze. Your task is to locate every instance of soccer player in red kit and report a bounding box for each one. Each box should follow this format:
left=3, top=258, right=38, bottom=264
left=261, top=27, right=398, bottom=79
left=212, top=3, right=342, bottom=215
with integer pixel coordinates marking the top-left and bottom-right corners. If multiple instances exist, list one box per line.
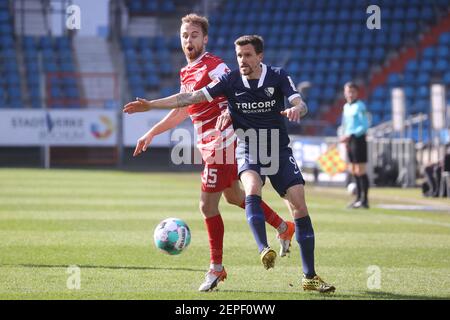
left=124, top=14, right=294, bottom=292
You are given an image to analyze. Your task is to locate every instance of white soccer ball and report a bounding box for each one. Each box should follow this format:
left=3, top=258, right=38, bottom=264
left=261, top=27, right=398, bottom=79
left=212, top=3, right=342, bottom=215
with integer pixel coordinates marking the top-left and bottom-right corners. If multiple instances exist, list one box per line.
left=153, top=218, right=191, bottom=255
left=347, top=182, right=357, bottom=195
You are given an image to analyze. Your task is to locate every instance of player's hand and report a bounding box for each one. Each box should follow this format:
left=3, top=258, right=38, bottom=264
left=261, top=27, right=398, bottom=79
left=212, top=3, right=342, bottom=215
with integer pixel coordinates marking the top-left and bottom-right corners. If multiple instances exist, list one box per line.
left=215, top=110, right=232, bottom=131
left=339, top=135, right=351, bottom=143
left=280, top=106, right=301, bottom=122
left=133, top=132, right=154, bottom=157
left=123, top=97, right=152, bottom=114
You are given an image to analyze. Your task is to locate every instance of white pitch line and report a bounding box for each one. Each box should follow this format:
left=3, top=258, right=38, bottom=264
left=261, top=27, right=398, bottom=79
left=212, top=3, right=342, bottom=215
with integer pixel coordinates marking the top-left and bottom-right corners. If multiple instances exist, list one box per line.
left=384, top=215, right=450, bottom=228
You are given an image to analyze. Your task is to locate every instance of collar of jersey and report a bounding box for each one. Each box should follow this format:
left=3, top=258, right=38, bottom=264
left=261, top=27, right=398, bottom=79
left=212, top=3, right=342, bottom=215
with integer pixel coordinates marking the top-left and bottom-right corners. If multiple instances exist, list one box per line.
left=186, top=51, right=208, bottom=68
left=241, top=63, right=267, bottom=89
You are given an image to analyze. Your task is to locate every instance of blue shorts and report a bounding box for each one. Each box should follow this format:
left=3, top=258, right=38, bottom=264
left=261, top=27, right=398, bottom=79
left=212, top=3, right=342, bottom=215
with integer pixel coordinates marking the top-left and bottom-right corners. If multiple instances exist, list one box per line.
left=236, top=146, right=305, bottom=197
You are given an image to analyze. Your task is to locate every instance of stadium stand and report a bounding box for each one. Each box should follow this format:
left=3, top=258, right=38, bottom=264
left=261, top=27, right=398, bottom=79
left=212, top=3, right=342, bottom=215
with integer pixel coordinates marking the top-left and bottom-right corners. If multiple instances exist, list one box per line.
left=118, top=0, right=448, bottom=139
left=3, top=0, right=449, bottom=137
left=22, top=36, right=80, bottom=108
left=0, top=1, right=23, bottom=108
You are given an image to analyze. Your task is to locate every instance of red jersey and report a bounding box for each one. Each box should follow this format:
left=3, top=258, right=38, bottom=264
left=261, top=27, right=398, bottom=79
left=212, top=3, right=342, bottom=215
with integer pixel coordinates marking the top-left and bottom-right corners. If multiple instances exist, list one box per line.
left=180, top=52, right=235, bottom=164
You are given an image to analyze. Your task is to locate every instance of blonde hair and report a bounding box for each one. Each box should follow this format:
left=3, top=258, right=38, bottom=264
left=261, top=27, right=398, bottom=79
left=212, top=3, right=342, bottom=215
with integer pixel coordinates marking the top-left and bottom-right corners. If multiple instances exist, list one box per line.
left=181, top=13, right=209, bottom=36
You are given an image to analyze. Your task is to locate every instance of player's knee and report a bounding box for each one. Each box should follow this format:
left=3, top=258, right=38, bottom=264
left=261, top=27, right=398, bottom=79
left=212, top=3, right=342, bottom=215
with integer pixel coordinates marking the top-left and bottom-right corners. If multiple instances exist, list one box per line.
left=292, top=204, right=309, bottom=218
left=223, top=192, right=243, bottom=206
left=199, top=200, right=218, bottom=217
left=243, top=184, right=261, bottom=196
left=223, top=194, right=239, bottom=206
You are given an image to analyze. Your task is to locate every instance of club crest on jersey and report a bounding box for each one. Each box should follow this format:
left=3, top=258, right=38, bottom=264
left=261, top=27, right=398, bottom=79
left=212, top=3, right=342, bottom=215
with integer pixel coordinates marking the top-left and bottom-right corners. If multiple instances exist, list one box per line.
left=264, top=87, right=274, bottom=97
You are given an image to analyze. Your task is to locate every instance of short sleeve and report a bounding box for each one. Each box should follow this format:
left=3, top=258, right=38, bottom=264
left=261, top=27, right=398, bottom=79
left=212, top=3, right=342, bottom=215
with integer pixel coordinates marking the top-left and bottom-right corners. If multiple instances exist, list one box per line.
left=201, top=73, right=228, bottom=102
left=279, top=69, right=301, bottom=103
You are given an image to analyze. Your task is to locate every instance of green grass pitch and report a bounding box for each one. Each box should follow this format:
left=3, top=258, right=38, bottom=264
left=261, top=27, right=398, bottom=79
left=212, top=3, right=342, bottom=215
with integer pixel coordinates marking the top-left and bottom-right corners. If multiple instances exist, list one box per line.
left=0, top=168, right=449, bottom=300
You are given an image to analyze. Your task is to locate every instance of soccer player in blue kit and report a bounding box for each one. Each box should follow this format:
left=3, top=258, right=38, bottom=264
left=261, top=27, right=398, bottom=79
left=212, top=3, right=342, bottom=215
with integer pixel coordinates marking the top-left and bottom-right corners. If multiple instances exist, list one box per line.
left=124, top=35, right=335, bottom=293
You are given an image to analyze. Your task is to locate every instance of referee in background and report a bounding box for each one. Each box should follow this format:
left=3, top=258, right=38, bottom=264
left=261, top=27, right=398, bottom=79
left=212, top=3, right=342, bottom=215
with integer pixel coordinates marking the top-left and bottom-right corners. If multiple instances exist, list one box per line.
left=339, top=82, right=370, bottom=209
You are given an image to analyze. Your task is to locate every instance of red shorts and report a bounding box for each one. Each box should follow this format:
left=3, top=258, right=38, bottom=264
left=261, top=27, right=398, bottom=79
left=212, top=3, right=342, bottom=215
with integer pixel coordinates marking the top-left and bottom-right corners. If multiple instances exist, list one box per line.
left=201, top=163, right=238, bottom=193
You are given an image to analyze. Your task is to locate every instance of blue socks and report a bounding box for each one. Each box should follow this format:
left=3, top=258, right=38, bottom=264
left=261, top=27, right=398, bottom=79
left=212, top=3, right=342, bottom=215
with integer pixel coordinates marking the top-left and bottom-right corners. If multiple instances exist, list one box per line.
left=295, top=215, right=316, bottom=278
left=245, top=195, right=268, bottom=253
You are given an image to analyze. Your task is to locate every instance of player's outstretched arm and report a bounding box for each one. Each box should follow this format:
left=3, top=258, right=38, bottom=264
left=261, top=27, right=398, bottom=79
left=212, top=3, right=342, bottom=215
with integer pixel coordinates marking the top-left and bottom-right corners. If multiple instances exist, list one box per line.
left=133, top=108, right=189, bottom=157
left=122, top=98, right=152, bottom=114
left=280, top=96, right=308, bottom=122
left=123, top=91, right=207, bottom=114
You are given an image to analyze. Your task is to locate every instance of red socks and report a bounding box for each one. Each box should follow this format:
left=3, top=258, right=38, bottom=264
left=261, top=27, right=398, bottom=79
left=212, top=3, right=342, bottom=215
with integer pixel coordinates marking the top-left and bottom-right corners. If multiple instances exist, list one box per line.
left=204, top=214, right=224, bottom=264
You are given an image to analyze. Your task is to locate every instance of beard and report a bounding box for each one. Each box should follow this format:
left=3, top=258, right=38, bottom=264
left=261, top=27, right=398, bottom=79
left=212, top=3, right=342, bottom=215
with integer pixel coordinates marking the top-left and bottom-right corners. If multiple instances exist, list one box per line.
left=239, top=65, right=253, bottom=76
left=184, top=46, right=202, bottom=61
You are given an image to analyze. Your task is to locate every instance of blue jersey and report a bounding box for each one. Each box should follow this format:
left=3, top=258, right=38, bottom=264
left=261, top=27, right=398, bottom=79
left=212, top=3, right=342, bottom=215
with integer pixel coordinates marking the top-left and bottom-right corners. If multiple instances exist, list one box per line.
left=201, top=63, right=301, bottom=151
left=342, top=99, right=369, bottom=137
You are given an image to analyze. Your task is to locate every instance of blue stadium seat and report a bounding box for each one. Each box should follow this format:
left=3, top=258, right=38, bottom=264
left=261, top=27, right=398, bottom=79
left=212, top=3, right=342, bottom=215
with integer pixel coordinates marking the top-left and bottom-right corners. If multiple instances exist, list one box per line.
left=371, top=86, right=387, bottom=100
left=27, top=74, right=39, bottom=87
left=312, top=73, right=325, bottom=86
left=419, top=59, right=434, bottom=72
left=403, top=71, right=417, bottom=86
left=121, top=37, right=134, bottom=49
left=443, top=71, right=450, bottom=84
left=128, top=0, right=142, bottom=13
left=129, top=73, right=143, bottom=86
left=405, top=7, right=420, bottom=20
left=387, top=73, right=402, bottom=86
left=342, top=61, right=354, bottom=73
left=416, top=73, right=430, bottom=86
left=422, top=47, right=436, bottom=59
left=439, top=32, right=450, bottom=45
left=345, top=47, right=357, bottom=59
left=405, top=60, right=418, bottom=72
left=8, top=86, right=21, bottom=99
left=420, top=7, right=434, bottom=21
left=316, top=61, right=328, bottom=72
left=436, top=59, right=448, bottom=73
left=403, top=86, right=415, bottom=99
left=280, top=34, right=293, bottom=48
left=301, top=61, right=314, bottom=73
left=388, top=33, right=402, bottom=47
left=308, top=87, right=321, bottom=100
left=332, top=33, right=346, bottom=47
left=60, top=62, right=74, bottom=72
left=31, top=99, right=42, bottom=109
left=329, top=60, right=340, bottom=72
left=338, top=10, right=351, bottom=21
left=372, top=47, right=385, bottom=61
left=323, top=87, right=335, bottom=101
left=392, top=8, right=405, bottom=20
left=437, top=45, right=449, bottom=58
left=144, top=1, right=158, bottom=13
left=65, top=86, right=79, bottom=98
left=404, top=21, right=418, bottom=35
left=415, top=86, right=429, bottom=100
left=160, top=86, right=179, bottom=97
left=161, top=0, right=175, bottom=13
left=325, top=74, right=339, bottom=86
left=146, top=74, right=160, bottom=88
left=370, top=100, right=384, bottom=113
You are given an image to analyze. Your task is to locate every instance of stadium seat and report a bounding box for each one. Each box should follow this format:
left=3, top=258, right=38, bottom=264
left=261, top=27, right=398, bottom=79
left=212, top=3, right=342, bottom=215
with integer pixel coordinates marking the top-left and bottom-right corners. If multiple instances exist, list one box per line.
left=436, top=59, right=448, bottom=73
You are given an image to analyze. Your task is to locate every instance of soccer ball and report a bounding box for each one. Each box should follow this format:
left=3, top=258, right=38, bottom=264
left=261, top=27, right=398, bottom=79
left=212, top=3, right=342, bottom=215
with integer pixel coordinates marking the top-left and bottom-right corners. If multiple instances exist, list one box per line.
left=153, top=218, right=191, bottom=255
left=347, top=182, right=357, bottom=195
